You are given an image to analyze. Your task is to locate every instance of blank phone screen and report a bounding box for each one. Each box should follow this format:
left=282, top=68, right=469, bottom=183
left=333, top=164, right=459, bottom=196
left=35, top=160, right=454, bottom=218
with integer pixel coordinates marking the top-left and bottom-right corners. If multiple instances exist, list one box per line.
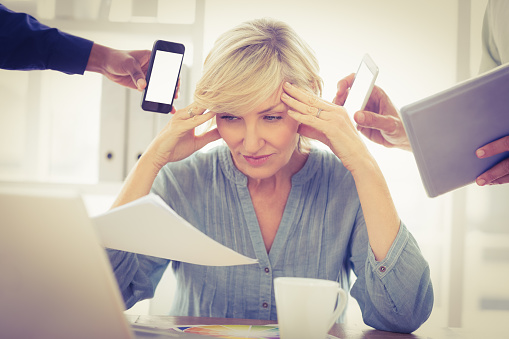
left=343, top=61, right=375, bottom=116
left=145, top=50, right=183, bottom=105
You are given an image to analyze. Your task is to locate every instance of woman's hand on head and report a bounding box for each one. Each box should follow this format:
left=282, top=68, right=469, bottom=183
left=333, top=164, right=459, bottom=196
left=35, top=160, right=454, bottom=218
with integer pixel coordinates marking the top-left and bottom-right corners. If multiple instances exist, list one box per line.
left=144, top=103, right=220, bottom=170
left=281, top=82, right=371, bottom=172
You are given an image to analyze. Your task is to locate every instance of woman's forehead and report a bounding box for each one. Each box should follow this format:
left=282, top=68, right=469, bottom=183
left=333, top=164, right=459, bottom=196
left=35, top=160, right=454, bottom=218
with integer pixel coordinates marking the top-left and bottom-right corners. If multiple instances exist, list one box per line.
left=219, top=84, right=285, bottom=116
left=254, top=84, right=285, bottom=111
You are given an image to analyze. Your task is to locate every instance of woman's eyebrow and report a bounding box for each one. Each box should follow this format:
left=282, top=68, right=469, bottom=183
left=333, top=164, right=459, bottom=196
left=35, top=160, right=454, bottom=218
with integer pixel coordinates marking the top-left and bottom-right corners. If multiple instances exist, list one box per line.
left=258, top=103, right=286, bottom=114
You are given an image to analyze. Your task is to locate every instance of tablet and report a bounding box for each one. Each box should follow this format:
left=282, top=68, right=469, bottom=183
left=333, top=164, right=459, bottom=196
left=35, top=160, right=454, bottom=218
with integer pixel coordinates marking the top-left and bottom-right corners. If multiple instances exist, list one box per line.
left=400, top=63, right=509, bottom=197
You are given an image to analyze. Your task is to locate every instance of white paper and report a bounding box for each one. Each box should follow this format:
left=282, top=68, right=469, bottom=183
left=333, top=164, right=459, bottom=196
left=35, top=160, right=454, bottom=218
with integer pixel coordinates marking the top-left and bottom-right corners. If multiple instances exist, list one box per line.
left=92, top=194, right=258, bottom=266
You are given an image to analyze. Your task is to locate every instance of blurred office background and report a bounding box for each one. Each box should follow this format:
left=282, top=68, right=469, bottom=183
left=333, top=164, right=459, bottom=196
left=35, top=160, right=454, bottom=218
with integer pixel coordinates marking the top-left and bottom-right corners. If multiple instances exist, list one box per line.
left=1, top=0, right=507, bottom=332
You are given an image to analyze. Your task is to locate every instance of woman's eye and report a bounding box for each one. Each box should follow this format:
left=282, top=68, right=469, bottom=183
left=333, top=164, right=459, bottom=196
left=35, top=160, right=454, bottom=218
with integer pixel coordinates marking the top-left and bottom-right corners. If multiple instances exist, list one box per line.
left=264, top=115, right=282, bottom=121
left=220, top=115, right=239, bottom=121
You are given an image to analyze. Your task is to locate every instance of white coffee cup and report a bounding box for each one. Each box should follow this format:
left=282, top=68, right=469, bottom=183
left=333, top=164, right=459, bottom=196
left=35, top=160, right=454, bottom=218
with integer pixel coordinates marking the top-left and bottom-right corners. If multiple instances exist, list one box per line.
left=274, top=277, right=347, bottom=339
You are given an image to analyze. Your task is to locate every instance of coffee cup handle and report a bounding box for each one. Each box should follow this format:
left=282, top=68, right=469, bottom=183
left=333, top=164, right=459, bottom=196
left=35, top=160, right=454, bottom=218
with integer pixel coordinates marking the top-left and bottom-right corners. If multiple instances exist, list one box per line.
left=327, top=288, right=347, bottom=330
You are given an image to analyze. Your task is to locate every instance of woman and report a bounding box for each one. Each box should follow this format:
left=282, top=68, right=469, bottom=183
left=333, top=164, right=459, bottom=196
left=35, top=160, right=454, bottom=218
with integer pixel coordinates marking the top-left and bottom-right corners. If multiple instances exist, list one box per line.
left=108, top=18, right=433, bottom=333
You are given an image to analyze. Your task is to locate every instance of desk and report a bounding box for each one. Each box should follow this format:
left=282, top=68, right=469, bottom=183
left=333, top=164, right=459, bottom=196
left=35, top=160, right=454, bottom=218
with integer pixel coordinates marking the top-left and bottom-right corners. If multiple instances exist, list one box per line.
left=126, top=315, right=506, bottom=338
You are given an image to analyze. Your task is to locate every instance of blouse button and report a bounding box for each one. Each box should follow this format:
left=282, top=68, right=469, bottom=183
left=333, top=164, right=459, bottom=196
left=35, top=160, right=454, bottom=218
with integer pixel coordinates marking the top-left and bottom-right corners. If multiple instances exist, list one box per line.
left=264, top=267, right=270, bottom=273
left=262, top=302, right=269, bottom=308
left=379, top=266, right=387, bottom=273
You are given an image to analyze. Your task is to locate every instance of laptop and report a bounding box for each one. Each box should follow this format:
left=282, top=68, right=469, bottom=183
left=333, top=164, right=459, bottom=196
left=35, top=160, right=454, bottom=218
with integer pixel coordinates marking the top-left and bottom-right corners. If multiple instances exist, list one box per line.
left=400, top=62, right=509, bottom=197
left=0, top=186, right=213, bottom=339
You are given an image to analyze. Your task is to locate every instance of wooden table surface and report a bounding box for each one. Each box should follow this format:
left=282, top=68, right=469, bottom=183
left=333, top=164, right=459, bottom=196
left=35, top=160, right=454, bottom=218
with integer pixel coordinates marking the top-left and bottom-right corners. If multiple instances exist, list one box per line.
left=126, top=314, right=506, bottom=338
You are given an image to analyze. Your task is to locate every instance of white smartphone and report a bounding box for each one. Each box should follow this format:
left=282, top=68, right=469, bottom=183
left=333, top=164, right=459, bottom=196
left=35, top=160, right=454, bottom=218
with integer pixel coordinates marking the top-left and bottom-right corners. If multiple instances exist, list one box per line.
left=343, top=54, right=379, bottom=117
left=141, top=40, right=185, bottom=114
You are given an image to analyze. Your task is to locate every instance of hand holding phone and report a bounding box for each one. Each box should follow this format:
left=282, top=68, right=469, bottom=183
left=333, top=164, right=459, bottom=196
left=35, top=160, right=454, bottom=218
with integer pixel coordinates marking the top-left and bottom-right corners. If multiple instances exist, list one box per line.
left=343, top=54, right=379, bottom=118
left=141, top=40, right=185, bottom=114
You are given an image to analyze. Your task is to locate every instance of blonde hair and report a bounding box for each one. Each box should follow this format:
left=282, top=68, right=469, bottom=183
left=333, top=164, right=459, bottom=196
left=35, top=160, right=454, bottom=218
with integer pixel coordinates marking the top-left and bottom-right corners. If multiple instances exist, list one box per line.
left=194, top=18, right=323, bottom=114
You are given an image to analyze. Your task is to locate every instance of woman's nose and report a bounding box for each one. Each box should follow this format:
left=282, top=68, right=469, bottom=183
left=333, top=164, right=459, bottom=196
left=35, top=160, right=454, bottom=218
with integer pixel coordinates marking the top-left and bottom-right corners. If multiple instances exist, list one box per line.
left=243, top=125, right=264, bottom=153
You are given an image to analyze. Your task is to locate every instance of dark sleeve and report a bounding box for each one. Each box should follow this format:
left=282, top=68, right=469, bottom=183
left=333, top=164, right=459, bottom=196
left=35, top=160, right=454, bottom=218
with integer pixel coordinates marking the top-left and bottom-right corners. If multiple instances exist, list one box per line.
left=0, top=4, right=93, bottom=74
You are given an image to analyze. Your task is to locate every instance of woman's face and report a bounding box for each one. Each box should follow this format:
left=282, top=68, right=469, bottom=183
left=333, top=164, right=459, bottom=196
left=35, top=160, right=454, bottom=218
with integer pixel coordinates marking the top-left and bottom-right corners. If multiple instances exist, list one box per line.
left=216, top=86, right=301, bottom=180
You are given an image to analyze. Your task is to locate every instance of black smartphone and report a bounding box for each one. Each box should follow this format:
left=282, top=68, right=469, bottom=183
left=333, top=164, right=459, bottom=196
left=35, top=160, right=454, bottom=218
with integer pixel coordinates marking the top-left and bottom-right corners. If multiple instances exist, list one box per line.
left=141, top=40, right=185, bottom=113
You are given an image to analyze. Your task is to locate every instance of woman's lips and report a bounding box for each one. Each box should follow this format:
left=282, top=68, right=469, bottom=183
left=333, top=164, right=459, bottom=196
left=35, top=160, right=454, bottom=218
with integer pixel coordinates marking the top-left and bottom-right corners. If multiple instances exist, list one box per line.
left=243, top=154, right=272, bottom=166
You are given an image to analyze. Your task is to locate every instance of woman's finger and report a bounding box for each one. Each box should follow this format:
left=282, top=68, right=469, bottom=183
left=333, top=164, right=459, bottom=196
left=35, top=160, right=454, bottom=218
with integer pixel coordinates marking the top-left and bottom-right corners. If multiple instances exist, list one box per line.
left=282, top=92, right=320, bottom=116
left=182, top=111, right=216, bottom=132
left=195, top=128, right=221, bottom=150
left=175, top=103, right=207, bottom=120
left=282, top=82, right=334, bottom=116
left=287, top=109, right=329, bottom=137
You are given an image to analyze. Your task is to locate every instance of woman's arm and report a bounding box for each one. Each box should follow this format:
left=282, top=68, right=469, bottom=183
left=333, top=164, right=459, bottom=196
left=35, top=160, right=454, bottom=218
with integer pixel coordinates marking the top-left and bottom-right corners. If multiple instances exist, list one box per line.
left=111, top=104, right=219, bottom=209
left=348, top=155, right=400, bottom=260
left=107, top=249, right=169, bottom=309
left=106, top=104, right=219, bottom=308
left=349, top=220, right=433, bottom=333
left=282, top=82, right=433, bottom=332
left=281, top=82, right=399, bottom=260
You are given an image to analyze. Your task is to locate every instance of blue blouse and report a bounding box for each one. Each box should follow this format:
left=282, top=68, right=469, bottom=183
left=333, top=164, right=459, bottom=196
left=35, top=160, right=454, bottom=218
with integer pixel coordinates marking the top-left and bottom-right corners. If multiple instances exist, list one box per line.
left=107, top=145, right=433, bottom=333
left=0, top=4, right=93, bottom=74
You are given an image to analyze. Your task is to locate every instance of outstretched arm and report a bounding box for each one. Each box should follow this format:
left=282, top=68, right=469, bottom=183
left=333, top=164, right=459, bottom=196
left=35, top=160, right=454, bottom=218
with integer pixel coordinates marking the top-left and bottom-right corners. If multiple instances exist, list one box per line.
left=0, top=4, right=92, bottom=74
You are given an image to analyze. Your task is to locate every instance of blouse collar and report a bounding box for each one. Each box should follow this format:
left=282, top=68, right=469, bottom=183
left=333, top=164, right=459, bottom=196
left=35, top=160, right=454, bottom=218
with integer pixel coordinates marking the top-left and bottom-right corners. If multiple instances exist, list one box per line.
left=218, top=145, right=322, bottom=187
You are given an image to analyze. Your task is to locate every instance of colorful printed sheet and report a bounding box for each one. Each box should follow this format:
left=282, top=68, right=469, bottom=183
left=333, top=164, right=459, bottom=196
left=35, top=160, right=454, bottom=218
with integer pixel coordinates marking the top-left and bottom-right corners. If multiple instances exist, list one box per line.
left=175, top=325, right=279, bottom=338
left=173, top=324, right=338, bottom=339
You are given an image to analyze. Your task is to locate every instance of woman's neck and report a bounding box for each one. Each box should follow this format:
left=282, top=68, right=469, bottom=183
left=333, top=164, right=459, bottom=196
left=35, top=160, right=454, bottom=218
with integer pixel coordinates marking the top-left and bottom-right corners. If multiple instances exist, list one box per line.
left=247, top=148, right=308, bottom=194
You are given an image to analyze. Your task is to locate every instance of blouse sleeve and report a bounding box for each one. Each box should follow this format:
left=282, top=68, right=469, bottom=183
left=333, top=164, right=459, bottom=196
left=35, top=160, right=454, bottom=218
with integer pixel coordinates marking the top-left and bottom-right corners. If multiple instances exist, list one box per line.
left=349, top=220, right=434, bottom=333
left=104, top=153, right=205, bottom=310
left=106, top=249, right=169, bottom=310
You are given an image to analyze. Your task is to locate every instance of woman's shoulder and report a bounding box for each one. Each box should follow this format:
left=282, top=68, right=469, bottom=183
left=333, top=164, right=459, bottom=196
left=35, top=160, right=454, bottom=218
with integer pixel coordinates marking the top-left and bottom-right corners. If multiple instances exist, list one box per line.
left=309, top=146, right=350, bottom=176
left=167, top=145, right=225, bottom=168
left=157, top=145, right=226, bottom=183
left=292, top=145, right=353, bottom=186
